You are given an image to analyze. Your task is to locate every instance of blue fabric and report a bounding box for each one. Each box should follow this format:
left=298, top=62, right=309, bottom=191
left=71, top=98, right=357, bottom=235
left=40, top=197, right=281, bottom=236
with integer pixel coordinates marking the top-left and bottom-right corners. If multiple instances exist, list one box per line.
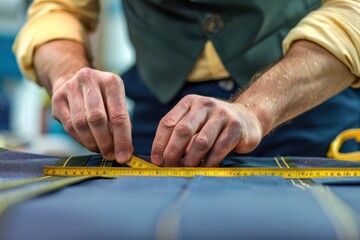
left=0, top=149, right=58, bottom=179
left=122, top=66, right=360, bottom=157
left=1, top=149, right=360, bottom=239
left=0, top=176, right=340, bottom=240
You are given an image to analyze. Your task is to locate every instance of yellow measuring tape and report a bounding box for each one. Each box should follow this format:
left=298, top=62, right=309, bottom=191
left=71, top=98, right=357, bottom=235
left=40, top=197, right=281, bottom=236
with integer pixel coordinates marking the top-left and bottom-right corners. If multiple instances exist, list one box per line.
left=43, top=155, right=360, bottom=179
left=44, top=166, right=360, bottom=179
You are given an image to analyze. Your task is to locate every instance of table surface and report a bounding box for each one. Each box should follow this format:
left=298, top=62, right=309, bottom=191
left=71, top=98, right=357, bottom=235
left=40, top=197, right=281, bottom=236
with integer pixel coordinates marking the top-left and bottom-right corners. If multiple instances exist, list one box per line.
left=1, top=148, right=360, bottom=240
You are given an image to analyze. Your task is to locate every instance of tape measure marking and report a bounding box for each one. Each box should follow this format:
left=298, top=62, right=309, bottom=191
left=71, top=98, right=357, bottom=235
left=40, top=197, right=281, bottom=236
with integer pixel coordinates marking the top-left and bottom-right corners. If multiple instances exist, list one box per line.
left=126, top=155, right=159, bottom=168
left=43, top=166, right=360, bottom=179
left=274, top=156, right=299, bottom=186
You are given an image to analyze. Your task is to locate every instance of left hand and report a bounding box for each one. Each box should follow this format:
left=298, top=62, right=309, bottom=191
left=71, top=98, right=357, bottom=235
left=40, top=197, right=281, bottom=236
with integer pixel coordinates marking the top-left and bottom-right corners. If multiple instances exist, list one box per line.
left=151, top=94, right=264, bottom=167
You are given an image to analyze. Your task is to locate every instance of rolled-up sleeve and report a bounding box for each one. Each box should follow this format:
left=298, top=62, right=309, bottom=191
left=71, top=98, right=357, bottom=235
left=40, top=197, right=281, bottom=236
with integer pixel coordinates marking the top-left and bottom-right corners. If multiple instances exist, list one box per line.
left=283, top=0, right=360, bottom=86
left=13, top=0, right=99, bottom=82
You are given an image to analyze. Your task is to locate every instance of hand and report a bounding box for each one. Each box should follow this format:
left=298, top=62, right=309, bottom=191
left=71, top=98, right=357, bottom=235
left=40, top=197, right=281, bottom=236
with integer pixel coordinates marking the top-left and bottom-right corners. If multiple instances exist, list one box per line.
left=51, top=67, right=133, bottom=163
left=151, top=94, right=263, bottom=167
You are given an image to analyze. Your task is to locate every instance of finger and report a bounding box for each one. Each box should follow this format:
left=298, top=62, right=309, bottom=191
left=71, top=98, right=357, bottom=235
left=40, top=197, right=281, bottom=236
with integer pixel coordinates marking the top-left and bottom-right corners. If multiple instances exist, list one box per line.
left=182, top=119, right=224, bottom=167
left=185, top=133, right=197, bottom=155
left=67, top=81, right=99, bottom=153
left=82, top=78, right=114, bottom=160
left=162, top=108, right=208, bottom=167
left=202, top=124, right=242, bottom=167
left=52, top=93, right=84, bottom=146
left=101, top=74, right=133, bottom=163
left=151, top=97, right=192, bottom=166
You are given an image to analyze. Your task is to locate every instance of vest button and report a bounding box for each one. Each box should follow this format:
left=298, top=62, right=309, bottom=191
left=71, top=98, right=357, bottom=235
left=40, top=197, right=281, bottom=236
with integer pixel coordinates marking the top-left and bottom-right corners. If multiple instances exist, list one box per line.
left=202, top=13, right=224, bottom=34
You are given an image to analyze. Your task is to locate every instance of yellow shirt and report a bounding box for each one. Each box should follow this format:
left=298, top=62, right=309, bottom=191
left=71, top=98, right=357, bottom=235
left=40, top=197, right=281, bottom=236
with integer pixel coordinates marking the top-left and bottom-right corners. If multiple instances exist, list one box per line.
left=13, top=0, right=360, bottom=86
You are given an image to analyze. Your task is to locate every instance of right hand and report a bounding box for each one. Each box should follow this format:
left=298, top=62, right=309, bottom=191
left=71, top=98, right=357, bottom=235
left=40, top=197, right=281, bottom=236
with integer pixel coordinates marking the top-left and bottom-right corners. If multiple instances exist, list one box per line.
left=51, top=67, right=133, bottom=163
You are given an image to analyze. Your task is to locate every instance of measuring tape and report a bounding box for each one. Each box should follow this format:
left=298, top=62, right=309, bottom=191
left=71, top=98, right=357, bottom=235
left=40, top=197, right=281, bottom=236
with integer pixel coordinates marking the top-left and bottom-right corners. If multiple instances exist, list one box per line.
left=44, top=166, right=360, bottom=178
left=43, top=155, right=360, bottom=179
left=125, top=155, right=159, bottom=168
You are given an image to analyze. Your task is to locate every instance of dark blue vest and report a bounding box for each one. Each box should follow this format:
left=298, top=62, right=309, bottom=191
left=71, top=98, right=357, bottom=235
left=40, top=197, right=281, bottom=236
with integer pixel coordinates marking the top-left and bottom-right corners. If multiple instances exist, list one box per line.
left=123, top=0, right=321, bottom=103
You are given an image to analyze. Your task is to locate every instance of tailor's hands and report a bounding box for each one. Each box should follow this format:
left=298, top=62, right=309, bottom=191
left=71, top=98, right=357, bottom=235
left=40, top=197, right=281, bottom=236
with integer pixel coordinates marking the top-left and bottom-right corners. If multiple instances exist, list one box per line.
left=151, top=94, right=263, bottom=167
left=51, top=67, right=133, bottom=163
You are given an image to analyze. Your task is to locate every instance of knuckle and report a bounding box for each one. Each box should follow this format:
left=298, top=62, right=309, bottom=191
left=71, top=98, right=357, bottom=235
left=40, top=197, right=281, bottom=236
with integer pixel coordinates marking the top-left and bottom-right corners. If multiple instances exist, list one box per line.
left=63, top=83, right=77, bottom=95
left=212, top=106, right=228, bottom=119
left=104, top=77, right=123, bottom=95
left=109, top=111, right=129, bottom=127
left=228, top=119, right=241, bottom=130
left=183, top=94, right=196, bottom=101
left=100, top=72, right=123, bottom=90
left=180, top=94, right=197, bottom=107
left=77, top=67, right=93, bottom=84
left=51, top=92, right=68, bottom=108
left=201, top=98, right=216, bottom=109
left=159, top=116, right=177, bottom=129
left=77, top=67, right=92, bottom=78
left=103, top=73, right=121, bottom=85
left=213, top=141, right=229, bottom=155
left=183, top=95, right=213, bottom=108
left=73, top=115, right=89, bottom=131
left=51, top=93, right=62, bottom=105
left=88, top=110, right=107, bottom=127
left=193, top=136, right=211, bottom=151
left=174, top=122, right=193, bottom=138
left=63, top=119, right=75, bottom=133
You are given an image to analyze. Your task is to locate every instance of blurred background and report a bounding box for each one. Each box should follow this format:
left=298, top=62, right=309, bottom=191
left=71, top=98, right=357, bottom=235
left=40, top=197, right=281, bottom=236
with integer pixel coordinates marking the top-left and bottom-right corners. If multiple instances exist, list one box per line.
left=0, top=0, right=135, bottom=156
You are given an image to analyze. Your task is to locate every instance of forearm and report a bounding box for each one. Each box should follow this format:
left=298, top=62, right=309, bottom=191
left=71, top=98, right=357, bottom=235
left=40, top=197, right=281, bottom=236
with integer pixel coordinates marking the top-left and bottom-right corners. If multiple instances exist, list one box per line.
left=33, top=40, right=91, bottom=94
left=235, top=40, right=357, bottom=137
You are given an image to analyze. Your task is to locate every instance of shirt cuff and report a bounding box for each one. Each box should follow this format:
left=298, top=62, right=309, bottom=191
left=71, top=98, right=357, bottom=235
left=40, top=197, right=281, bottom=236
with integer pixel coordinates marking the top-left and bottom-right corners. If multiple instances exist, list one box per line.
left=12, top=11, right=92, bottom=83
left=282, top=0, right=360, bottom=86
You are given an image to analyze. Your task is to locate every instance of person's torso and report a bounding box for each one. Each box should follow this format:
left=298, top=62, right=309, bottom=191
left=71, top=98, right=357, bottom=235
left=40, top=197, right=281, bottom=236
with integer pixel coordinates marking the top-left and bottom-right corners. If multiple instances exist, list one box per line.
left=123, top=0, right=321, bottom=103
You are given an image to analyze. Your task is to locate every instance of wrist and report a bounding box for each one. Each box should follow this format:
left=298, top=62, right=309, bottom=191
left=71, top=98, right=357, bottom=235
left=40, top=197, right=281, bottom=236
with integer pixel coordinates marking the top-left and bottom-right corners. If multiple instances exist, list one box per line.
left=34, top=40, right=91, bottom=95
left=233, top=96, right=274, bottom=137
